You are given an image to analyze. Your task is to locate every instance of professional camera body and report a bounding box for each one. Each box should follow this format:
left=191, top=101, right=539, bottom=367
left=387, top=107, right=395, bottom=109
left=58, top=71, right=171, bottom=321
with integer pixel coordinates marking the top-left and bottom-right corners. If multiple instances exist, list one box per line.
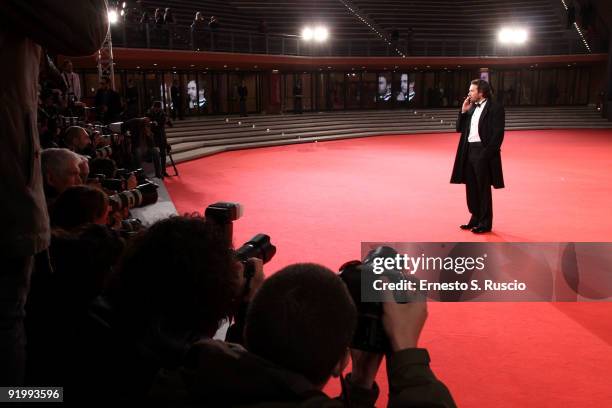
left=96, top=145, right=113, bottom=159
left=116, top=167, right=146, bottom=183
left=89, top=168, right=149, bottom=194
left=204, top=202, right=276, bottom=260
left=119, top=218, right=144, bottom=238
left=204, top=202, right=276, bottom=293
left=339, top=246, right=412, bottom=353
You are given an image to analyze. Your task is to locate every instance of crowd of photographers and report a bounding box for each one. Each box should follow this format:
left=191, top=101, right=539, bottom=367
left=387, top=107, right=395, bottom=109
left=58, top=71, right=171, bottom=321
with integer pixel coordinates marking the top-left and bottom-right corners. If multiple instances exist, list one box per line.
left=2, top=0, right=456, bottom=406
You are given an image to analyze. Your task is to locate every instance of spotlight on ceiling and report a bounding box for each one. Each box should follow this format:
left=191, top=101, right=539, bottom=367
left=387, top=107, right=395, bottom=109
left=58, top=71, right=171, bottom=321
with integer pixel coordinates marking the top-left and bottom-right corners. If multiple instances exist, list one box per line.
left=302, top=26, right=329, bottom=42
left=313, top=26, right=329, bottom=42
left=302, top=27, right=313, bottom=41
left=108, top=9, right=119, bottom=24
left=498, top=27, right=528, bottom=45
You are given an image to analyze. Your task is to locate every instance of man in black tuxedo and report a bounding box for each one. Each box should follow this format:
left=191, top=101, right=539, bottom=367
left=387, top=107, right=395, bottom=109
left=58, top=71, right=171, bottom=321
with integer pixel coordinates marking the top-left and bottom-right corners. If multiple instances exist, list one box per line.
left=451, top=79, right=505, bottom=233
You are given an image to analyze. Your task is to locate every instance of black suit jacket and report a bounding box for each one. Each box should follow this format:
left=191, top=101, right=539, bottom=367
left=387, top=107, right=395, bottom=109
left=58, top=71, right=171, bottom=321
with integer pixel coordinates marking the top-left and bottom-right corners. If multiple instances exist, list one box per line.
left=450, top=99, right=505, bottom=189
left=94, top=88, right=122, bottom=122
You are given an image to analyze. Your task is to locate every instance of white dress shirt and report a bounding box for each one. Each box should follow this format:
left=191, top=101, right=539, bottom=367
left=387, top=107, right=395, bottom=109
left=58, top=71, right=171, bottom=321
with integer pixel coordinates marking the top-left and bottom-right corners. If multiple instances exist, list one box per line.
left=62, top=71, right=82, bottom=101
left=468, top=99, right=487, bottom=143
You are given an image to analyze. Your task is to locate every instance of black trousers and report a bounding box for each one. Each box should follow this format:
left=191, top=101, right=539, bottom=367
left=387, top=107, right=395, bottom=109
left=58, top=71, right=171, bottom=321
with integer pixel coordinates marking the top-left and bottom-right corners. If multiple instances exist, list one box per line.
left=294, top=97, right=302, bottom=113
left=171, top=99, right=183, bottom=120
left=464, top=142, right=493, bottom=229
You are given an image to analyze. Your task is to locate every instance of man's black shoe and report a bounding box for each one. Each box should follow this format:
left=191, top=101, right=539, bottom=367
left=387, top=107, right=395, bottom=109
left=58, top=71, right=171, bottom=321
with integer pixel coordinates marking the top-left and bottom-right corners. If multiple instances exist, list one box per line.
left=471, top=226, right=491, bottom=234
left=460, top=224, right=476, bottom=230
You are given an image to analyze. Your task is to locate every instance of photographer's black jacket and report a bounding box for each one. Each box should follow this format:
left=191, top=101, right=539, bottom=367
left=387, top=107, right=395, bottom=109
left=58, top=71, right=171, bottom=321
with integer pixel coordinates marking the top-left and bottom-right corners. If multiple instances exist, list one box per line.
left=148, top=339, right=457, bottom=407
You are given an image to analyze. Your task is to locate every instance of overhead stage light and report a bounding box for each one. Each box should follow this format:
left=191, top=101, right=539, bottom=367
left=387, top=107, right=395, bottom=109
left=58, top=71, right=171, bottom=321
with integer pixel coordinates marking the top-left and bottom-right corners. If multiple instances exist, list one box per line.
left=108, top=9, right=119, bottom=24
left=313, top=26, right=328, bottom=42
left=302, top=27, right=313, bottom=41
left=302, top=26, right=329, bottom=42
left=498, top=27, right=528, bottom=45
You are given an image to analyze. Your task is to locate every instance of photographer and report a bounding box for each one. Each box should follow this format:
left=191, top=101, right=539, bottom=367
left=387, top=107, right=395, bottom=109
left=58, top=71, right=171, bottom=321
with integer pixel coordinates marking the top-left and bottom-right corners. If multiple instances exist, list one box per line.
left=89, top=157, right=138, bottom=191
left=95, top=77, right=122, bottom=124
left=38, top=89, right=62, bottom=148
left=41, top=148, right=85, bottom=207
left=146, top=101, right=172, bottom=178
left=26, top=222, right=125, bottom=386
left=50, top=185, right=110, bottom=230
left=67, top=215, right=264, bottom=402
left=123, top=116, right=159, bottom=171
left=150, top=263, right=455, bottom=407
left=63, top=125, right=95, bottom=156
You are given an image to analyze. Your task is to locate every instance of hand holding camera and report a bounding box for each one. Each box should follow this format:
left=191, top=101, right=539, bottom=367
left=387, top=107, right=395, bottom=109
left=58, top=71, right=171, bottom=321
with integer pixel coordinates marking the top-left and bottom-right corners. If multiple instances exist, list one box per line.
left=237, top=257, right=264, bottom=302
left=126, top=173, right=138, bottom=190
left=339, top=246, right=428, bottom=389
left=382, top=295, right=427, bottom=352
left=349, top=349, right=384, bottom=389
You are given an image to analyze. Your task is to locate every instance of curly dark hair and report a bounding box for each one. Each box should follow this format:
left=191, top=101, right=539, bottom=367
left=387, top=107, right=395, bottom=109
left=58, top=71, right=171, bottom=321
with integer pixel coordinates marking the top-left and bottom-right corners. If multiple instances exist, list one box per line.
left=116, top=215, right=239, bottom=338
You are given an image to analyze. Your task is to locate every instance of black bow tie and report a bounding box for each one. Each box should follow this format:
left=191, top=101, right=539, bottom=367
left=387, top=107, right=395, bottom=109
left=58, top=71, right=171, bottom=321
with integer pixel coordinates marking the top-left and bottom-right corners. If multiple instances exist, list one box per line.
left=474, top=102, right=482, bottom=107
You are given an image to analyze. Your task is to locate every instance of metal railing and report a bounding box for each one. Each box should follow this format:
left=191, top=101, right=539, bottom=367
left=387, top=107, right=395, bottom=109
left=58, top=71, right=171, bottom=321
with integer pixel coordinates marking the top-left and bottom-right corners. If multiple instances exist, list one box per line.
left=110, top=22, right=600, bottom=56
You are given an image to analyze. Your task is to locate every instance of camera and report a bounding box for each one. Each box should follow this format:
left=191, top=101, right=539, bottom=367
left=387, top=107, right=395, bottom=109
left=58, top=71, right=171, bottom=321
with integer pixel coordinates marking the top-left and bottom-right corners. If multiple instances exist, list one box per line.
left=87, top=173, right=127, bottom=192
left=101, top=177, right=127, bottom=192
left=205, top=201, right=276, bottom=345
left=96, top=145, right=113, bottom=159
left=339, top=245, right=412, bottom=353
left=108, top=182, right=159, bottom=212
left=204, top=201, right=276, bottom=289
left=205, top=201, right=243, bottom=225
left=116, top=167, right=147, bottom=184
left=61, top=116, right=79, bottom=127
left=235, top=234, right=276, bottom=264
left=119, top=218, right=144, bottom=239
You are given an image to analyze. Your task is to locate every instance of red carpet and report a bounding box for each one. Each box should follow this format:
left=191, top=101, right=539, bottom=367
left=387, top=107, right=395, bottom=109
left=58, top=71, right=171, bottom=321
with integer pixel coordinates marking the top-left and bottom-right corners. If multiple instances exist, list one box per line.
left=165, top=130, right=612, bottom=407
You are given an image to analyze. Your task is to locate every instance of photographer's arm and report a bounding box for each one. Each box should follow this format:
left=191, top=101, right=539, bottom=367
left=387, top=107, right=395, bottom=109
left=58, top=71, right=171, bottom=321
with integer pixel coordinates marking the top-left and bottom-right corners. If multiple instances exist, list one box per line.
left=339, top=350, right=382, bottom=408
left=383, top=301, right=457, bottom=408
left=225, top=258, right=264, bottom=345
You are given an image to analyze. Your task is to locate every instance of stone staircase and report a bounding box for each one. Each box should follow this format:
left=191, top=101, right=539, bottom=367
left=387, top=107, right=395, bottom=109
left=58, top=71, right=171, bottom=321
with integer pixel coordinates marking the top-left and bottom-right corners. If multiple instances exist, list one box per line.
left=166, top=106, right=612, bottom=163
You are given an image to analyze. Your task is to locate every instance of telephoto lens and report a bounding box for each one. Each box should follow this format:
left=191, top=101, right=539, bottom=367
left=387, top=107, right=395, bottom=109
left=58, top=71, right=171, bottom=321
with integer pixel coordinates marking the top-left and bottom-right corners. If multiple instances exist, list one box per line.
left=108, top=182, right=159, bottom=211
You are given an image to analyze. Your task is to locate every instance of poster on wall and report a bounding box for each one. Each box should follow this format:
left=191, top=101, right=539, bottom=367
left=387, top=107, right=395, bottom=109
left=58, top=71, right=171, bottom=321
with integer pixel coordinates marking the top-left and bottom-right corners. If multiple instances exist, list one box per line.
left=187, top=79, right=207, bottom=108
left=377, top=73, right=392, bottom=102
left=395, top=73, right=415, bottom=102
